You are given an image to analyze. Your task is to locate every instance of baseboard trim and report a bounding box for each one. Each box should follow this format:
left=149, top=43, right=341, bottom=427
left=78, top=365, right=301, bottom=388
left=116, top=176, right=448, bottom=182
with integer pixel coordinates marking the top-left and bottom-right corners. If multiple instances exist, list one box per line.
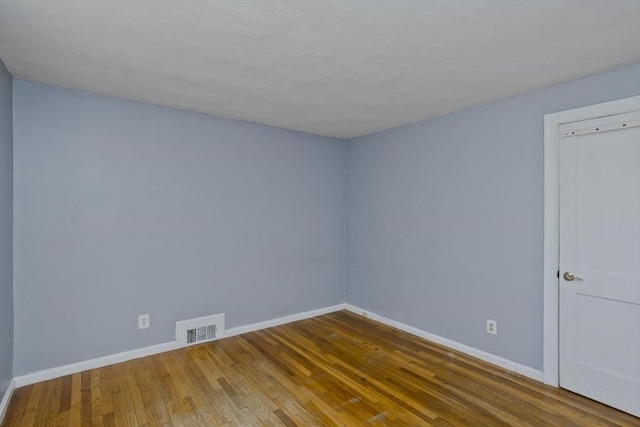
left=14, top=341, right=180, bottom=387
left=224, top=303, right=347, bottom=338
left=13, top=302, right=542, bottom=389
left=0, top=379, right=16, bottom=424
left=13, top=303, right=348, bottom=388
left=344, top=304, right=543, bottom=382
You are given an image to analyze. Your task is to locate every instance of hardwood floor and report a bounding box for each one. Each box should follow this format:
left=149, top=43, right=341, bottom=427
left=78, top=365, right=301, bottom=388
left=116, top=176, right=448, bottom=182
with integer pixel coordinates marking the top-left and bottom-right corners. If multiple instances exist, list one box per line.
left=3, top=310, right=638, bottom=426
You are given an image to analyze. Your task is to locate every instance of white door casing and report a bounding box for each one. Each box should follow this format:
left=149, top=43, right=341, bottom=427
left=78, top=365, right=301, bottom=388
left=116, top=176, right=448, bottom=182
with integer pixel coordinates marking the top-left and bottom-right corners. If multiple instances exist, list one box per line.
left=544, top=97, right=640, bottom=385
left=543, top=96, right=640, bottom=416
left=558, top=111, right=640, bottom=416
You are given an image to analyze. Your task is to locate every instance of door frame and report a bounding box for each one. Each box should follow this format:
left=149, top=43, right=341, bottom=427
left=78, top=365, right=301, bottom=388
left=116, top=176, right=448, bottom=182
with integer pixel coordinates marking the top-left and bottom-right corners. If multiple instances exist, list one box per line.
left=543, top=95, right=640, bottom=386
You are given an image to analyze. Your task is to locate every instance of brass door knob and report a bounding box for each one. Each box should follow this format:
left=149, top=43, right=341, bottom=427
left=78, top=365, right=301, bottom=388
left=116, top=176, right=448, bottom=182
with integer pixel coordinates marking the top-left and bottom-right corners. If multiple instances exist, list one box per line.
left=563, top=272, right=583, bottom=282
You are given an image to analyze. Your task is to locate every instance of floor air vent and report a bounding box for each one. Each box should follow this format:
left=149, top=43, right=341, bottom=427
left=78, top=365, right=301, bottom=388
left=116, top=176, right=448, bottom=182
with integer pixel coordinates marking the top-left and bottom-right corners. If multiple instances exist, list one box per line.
left=176, top=313, right=225, bottom=346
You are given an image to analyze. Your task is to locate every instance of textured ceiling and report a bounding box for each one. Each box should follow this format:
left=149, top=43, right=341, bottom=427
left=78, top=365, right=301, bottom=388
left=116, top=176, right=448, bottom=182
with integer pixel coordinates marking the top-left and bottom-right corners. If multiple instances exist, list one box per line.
left=0, top=0, right=639, bottom=138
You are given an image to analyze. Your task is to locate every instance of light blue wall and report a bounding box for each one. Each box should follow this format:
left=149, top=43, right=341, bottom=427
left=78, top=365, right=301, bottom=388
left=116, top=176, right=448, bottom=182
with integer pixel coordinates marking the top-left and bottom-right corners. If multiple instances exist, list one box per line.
left=10, top=62, right=640, bottom=377
left=0, top=59, right=13, bottom=399
left=346, top=63, right=640, bottom=370
left=13, top=81, right=346, bottom=375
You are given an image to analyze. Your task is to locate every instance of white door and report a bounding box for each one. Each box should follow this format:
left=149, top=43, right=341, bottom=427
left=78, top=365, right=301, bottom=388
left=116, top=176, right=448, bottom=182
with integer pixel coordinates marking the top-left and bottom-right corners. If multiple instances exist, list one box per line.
left=559, top=110, right=640, bottom=416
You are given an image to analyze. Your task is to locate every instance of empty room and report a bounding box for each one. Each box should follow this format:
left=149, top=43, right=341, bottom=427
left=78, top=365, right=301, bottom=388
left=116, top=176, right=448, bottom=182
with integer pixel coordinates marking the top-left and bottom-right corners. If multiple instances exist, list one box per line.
left=0, top=0, right=639, bottom=425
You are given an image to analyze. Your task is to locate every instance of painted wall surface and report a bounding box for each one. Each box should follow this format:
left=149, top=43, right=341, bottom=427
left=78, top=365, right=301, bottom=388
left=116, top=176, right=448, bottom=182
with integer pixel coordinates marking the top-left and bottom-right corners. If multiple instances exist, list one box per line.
left=346, top=63, right=640, bottom=370
left=0, top=59, right=13, bottom=398
left=13, top=80, right=345, bottom=375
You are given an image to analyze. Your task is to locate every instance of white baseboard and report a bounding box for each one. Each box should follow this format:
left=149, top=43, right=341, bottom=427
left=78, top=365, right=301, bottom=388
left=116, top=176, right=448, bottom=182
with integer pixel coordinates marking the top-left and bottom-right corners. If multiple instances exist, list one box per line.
left=344, top=304, right=543, bottom=382
left=0, top=379, right=16, bottom=424
left=13, top=303, right=347, bottom=388
left=12, top=302, right=542, bottom=389
left=14, top=341, right=181, bottom=387
left=224, top=303, right=347, bottom=337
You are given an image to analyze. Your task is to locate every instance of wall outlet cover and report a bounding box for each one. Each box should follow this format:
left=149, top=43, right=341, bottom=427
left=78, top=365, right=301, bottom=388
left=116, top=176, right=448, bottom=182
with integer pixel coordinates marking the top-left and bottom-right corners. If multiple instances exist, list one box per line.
left=138, top=314, right=150, bottom=329
left=486, top=319, right=497, bottom=335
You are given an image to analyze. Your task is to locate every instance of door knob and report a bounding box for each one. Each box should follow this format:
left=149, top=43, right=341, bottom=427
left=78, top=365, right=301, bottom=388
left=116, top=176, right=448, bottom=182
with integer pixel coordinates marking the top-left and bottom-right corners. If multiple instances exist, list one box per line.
left=563, top=272, right=583, bottom=281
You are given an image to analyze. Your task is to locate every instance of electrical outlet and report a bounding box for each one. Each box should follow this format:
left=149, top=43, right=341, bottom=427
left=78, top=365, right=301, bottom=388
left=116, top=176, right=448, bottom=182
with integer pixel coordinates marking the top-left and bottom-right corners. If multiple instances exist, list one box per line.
left=138, top=314, right=150, bottom=329
left=486, top=319, right=497, bottom=335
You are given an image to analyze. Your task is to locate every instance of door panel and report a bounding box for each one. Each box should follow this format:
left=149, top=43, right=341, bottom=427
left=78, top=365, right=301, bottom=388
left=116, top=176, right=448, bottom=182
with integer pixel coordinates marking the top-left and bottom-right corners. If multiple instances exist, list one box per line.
left=559, top=111, right=640, bottom=417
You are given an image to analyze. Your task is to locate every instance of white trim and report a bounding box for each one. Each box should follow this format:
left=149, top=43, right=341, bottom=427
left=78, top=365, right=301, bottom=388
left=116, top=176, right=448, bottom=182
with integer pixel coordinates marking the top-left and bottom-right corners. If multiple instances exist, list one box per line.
left=13, top=303, right=347, bottom=387
left=11, top=300, right=549, bottom=389
left=14, top=341, right=181, bottom=387
left=543, top=96, right=640, bottom=386
left=224, top=303, right=346, bottom=338
left=561, top=119, right=639, bottom=137
left=344, top=304, right=543, bottom=382
left=0, top=379, right=16, bottom=424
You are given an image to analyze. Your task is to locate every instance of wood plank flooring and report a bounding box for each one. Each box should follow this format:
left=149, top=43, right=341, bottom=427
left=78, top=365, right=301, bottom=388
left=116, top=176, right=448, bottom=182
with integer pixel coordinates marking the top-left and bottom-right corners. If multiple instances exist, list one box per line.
left=3, top=310, right=638, bottom=426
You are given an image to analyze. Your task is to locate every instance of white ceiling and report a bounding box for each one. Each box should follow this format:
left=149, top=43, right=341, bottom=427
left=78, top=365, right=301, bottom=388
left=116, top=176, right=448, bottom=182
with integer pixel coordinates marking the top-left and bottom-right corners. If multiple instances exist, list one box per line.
left=0, top=1, right=639, bottom=139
